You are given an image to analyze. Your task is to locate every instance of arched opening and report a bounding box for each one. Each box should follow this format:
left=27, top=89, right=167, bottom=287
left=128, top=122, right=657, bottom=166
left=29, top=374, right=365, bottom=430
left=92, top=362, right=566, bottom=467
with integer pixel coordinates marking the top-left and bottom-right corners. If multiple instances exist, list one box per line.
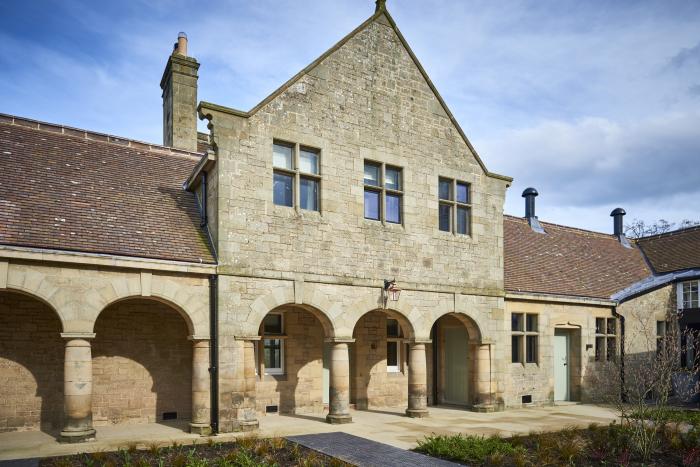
left=0, top=290, right=64, bottom=433
left=350, top=309, right=413, bottom=410
left=429, top=313, right=482, bottom=408
left=255, top=304, right=331, bottom=417
left=92, top=298, right=192, bottom=428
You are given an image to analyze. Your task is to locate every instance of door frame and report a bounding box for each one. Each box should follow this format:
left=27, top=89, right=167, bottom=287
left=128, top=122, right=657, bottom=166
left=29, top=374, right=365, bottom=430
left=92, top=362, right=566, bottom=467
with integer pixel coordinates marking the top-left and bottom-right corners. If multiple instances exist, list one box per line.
left=554, top=329, right=571, bottom=401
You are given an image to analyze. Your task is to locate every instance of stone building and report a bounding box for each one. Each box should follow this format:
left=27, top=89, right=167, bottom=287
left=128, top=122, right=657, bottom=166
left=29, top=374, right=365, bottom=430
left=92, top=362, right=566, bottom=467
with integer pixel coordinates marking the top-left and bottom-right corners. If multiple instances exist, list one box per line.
left=1, top=0, right=698, bottom=442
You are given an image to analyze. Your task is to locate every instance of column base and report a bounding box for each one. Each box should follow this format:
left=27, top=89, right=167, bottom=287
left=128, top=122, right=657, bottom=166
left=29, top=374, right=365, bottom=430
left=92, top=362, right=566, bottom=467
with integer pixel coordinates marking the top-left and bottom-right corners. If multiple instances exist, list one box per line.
left=471, top=403, right=497, bottom=413
left=189, top=423, right=212, bottom=436
left=405, top=408, right=429, bottom=418
left=59, top=428, right=96, bottom=443
left=326, top=413, right=352, bottom=424
left=237, top=420, right=259, bottom=432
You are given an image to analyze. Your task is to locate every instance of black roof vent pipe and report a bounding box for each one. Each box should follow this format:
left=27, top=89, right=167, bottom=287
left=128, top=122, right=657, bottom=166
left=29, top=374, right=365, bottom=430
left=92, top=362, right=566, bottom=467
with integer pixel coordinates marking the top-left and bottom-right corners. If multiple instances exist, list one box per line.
left=522, top=187, right=545, bottom=234
left=610, top=207, right=631, bottom=248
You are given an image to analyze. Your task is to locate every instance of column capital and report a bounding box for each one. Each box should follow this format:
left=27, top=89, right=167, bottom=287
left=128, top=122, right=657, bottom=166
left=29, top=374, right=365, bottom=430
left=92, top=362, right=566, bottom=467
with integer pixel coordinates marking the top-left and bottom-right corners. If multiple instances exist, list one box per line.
left=60, top=332, right=96, bottom=340
left=481, top=339, right=496, bottom=346
left=324, top=337, right=355, bottom=344
left=188, top=335, right=211, bottom=342
left=409, top=338, right=432, bottom=345
left=234, top=335, right=261, bottom=341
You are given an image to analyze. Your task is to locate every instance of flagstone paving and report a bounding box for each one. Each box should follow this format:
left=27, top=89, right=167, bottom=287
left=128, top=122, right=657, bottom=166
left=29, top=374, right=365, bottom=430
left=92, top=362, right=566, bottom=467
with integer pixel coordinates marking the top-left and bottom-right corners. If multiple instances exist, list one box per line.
left=0, top=404, right=619, bottom=462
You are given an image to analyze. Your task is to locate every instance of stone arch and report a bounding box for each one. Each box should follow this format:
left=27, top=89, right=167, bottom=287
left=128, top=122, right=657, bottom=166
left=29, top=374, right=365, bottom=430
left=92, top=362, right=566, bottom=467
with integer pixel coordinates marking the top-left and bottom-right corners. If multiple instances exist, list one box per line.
left=3, top=268, right=67, bottom=332
left=247, top=286, right=338, bottom=337
left=430, top=311, right=485, bottom=344
left=88, top=275, right=209, bottom=338
left=347, top=295, right=418, bottom=340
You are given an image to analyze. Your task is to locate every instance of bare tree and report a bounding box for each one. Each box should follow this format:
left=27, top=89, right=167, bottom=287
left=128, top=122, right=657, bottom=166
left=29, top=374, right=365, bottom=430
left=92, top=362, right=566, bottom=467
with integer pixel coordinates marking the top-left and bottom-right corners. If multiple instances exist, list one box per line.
left=625, top=218, right=700, bottom=239
left=586, top=310, right=699, bottom=461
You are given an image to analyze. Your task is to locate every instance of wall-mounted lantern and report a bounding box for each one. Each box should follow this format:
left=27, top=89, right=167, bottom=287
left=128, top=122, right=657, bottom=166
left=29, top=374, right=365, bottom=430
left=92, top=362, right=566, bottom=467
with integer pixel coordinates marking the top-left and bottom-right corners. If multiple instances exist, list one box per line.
left=383, top=279, right=401, bottom=308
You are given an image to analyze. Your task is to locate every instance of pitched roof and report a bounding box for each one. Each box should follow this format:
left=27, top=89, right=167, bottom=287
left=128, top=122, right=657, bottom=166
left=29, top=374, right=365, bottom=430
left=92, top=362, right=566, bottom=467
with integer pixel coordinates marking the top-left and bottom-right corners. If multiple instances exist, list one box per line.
left=198, top=4, right=512, bottom=183
left=635, top=226, right=700, bottom=274
left=504, top=215, right=651, bottom=300
left=0, top=114, right=215, bottom=264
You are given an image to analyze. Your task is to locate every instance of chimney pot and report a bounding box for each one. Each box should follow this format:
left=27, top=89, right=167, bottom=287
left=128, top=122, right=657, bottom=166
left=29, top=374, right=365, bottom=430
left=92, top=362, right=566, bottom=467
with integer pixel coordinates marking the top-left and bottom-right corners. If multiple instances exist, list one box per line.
left=522, top=187, right=539, bottom=219
left=521, top=187, right=545, bottom=233
left=176, top=32, right=188, bottom=56
left=610, top=207, right=626, bottom=237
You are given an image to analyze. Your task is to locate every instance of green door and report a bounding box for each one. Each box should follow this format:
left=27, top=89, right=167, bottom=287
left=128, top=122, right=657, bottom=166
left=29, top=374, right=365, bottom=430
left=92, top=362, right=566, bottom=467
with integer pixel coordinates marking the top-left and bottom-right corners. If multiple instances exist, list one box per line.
left=444, top=327, right=469, bottom=405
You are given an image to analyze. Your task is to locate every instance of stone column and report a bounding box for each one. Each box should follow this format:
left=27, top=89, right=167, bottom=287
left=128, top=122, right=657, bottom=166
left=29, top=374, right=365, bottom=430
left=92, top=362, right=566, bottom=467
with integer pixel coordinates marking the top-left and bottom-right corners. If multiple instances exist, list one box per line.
left=60, top=334, right=96, bottom=443
left=326, top=339, right=353, bottom=424
left=189, top=338, right=211, bottom=435
left=472, top=342, right=496, bottom=412
left=406, top=341, right=429, bottom=418
left=232, top=337, right=259, bottom=431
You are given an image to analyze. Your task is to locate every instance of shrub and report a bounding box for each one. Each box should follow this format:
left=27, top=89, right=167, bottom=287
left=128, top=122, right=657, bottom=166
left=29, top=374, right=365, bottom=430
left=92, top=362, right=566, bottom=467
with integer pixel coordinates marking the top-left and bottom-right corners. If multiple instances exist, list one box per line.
left=415, top=433, right=522, bottom=463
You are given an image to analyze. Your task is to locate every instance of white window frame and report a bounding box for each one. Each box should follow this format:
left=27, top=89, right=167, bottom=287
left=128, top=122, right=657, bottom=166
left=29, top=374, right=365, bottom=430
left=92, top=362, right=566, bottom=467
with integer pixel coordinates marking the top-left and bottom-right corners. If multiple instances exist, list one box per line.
left=386, top=318, right=402, bottom=373
left=262, top=312, right=285, bottom=376
left=679, top=280, right=700, bottom=310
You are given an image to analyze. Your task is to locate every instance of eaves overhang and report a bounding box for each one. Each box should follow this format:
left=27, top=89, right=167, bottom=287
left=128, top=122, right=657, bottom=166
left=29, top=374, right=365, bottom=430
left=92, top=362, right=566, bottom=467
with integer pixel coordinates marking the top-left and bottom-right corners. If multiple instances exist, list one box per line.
left=612, top=269, right=700, bottom=303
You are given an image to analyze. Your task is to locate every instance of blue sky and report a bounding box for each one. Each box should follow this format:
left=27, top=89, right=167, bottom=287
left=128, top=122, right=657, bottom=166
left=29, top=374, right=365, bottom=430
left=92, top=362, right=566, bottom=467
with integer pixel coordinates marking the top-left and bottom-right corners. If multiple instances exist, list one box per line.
left=1, top=0, right=699, bottom=232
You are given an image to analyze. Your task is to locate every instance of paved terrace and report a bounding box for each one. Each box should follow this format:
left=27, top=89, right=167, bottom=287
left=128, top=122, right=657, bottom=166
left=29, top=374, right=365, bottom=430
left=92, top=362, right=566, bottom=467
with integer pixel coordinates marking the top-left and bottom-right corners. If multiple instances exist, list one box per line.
left=0, top=404, right=619, bottom=462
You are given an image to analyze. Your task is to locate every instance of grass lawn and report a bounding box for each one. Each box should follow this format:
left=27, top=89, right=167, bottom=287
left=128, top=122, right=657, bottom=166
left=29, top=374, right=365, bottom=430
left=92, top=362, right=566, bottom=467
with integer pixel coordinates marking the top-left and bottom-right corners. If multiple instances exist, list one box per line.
left=40, top=436, right=348, bottom=467
left=415, top=422, right=700, bottom=466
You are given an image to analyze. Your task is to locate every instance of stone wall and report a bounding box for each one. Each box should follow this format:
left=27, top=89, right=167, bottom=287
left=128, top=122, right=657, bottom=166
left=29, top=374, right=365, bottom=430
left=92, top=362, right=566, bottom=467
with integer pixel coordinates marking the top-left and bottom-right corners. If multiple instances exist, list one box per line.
left=256, top=308, right=325, bottom=415
left=504, top=298, right=616, bottom=407
left=618, top=284, right=675, bottom=356
left=92, top=299, right=192, bottom=426
left=204, top=12, right=509, bottom=294
left=0, top=291, right=64, bottom=432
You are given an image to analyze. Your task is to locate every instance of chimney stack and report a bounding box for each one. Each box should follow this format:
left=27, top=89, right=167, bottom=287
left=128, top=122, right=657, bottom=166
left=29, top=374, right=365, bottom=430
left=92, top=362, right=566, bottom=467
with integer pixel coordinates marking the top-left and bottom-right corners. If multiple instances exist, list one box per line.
left=160, top=32, right=199, bottom=152
left=522, top=187, right=545, bottom=234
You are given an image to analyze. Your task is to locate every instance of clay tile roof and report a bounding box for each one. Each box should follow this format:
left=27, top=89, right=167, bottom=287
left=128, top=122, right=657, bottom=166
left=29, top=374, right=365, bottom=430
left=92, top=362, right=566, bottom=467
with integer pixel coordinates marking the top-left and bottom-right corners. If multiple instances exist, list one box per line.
left=635, top=226, right=700, bottom=274
left=0, top=114, right=215, bottom=264
left=504, top=215, right=650, bottom=299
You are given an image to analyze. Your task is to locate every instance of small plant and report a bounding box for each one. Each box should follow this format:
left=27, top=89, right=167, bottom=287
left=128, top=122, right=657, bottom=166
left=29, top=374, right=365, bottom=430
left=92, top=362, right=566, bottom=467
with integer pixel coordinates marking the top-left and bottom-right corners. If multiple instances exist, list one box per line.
left=415, top=433, right=521, bottom=464
left=148, top=442, right=161, bottom=455
left=126, top=441, right=138, bottom=453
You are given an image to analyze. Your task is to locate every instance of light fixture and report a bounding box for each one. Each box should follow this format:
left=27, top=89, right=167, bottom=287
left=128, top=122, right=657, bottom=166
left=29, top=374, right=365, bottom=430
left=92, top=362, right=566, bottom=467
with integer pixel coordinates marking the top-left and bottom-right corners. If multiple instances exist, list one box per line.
left=383, top=279, right=401, bottom=308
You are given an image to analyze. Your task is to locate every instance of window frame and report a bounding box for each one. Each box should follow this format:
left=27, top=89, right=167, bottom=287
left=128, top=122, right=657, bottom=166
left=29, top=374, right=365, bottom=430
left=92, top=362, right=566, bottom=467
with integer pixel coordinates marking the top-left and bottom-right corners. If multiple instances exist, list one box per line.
left=363, top=160, right=403, bottom=225
left=386, top=318, right=402, bottom=373
left=273, top=140, right=321, bottom=212
left=681, top=280, right=700, bottom=310
left=595, top=317, right=618, bottom=362
left=511, top=312, right=538, bottom=364
left=261, top=312, right=286, bottom=376
left=438, top=177, right=472, bottom=235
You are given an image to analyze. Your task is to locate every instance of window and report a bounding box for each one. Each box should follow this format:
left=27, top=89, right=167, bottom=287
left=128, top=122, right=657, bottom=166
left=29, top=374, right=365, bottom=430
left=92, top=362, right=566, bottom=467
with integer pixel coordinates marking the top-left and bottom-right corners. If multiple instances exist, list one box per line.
left=273, top=141, right=320, bottom=211
left=262, top=313, right=284, bottom=375
left=682, top=280, right=699, bottom=309
left=386, top=318, right=402, bottom=373
left=595, top=317, right=617, bottom=362
left=364, top=161, right=403, bottom=224
left=438, top=177, right=471, bottom=235
left=512, top=313, right=538, bottom=363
